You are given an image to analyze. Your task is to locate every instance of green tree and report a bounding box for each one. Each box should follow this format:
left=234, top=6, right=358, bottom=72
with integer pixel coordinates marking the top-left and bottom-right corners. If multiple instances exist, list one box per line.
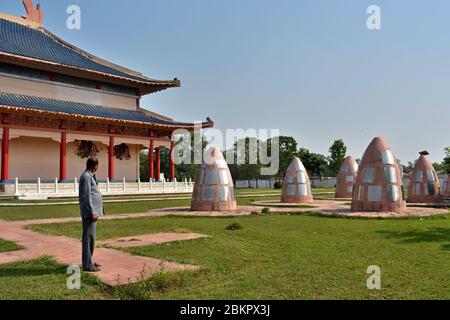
left=433, top=162, right=444, bottom=172
left=309, top=153, right=329, bottom=178
left=298, top=148, right=328, bottom=178
left=173, top=133, right=208, bottom=181
left=140, top=150, right=149, bottom=181
left=227, top=137, right=263, bottom=187
left=402, top=161, right=414, bottom=174
left=443, top=147, right=450, bottom=174
left=267, top=136, right=298, bottom=181
left=139, top=148, right=171, bottom=181
left=328, top=139, right=347, bottom=177
left=140, top=133, right=208, bottom=182
left=297, top=147, right=312, bottom=171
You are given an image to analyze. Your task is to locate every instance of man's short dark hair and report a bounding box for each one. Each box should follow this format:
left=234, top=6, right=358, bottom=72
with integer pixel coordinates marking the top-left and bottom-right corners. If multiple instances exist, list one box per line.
left=86, top=158, right=99, bottom=170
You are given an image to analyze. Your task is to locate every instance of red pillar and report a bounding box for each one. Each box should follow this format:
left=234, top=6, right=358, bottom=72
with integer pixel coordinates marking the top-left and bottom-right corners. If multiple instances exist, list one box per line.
left=155, top=147, right=161, bottom=182
left=1, top=127, right=9, bottom=182
left=109, top=136, right=115, bottom=181
left=170, top=141, right=175, bottom=181
left=148, top=140, right=154, bottom=182
left=59, top=132, right=67, bottom=181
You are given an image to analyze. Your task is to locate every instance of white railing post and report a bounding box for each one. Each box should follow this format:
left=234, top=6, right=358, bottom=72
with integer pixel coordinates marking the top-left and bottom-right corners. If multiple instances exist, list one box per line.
left=138, top=178, right=141, bottom=192
left=123, top=177, right=126, bottom=192
left=173, top=178, right=177, bottom=191
left=55, top=177, right=58, bottom=194
left=149, top=179, right=153, bottom=191
left=14, top=177, right=19, bottom=196
left=163, top=178, right=166, bottom=192
left=106, top=178, right=110, bottom=193
left=37, top=177, right=41, bottom=194
left=74, top=177, right=78, bottom=193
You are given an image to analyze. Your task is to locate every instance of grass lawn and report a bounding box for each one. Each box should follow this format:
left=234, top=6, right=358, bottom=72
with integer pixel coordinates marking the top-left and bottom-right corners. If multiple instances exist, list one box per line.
left=26, top=212, right=450, bottom=300
left=0, top=256, right=110, bottom=300
left=0, top=187, right=334, bottom=222
left=0, top=239, right=24, bottom=253
left=0, top=194, right=285, bottom=222
left=0, top=193, right=277, bottom=224
left=0, top=198, right=191, bottom=221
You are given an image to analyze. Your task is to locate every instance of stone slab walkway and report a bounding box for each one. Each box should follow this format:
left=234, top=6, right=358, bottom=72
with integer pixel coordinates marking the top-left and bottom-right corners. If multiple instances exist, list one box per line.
left=0, top=219, right=199, bottom=286
left=98, top=233, right=208, bottom=248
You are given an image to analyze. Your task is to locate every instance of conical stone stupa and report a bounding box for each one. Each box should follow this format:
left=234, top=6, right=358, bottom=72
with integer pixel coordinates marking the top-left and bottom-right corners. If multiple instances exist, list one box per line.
left=351, top=137, right=406, bottom=213
left=335, top=155, right=359, bottom=198
left=408, top=151, right=442, bottom=203
left=191, top=147, right=237, bottom=211
left=281, top=157, right=313, bottom=204
left=445, top=178, right=450, bottom=198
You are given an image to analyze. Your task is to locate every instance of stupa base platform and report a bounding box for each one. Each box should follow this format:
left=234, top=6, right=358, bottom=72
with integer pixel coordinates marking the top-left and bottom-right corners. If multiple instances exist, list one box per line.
left=406, top=202, right=450, bottom=208
left=320, top=206, right=448, bottom=218
left=150, top=200, right=448, bottom=219
left=251, top=199, right=346, bottom=210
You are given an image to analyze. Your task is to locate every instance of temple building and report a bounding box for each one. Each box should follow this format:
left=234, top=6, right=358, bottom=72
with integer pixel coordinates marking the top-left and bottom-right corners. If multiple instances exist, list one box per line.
left=0, top=2, right=212, bottom=194
left=191, top=147, right=237, bottom=211
left=335, top=155, right=358, bottom=199
left=281, top=157, right=313, bottom=204
left=408, top=151, right=442, bottom=203
left=351, top=137, right=406, bottom=213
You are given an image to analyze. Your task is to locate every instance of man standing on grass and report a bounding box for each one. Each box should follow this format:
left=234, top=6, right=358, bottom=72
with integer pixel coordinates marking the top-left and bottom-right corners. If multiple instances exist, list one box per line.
left=79, top=158, right=104, bottom=272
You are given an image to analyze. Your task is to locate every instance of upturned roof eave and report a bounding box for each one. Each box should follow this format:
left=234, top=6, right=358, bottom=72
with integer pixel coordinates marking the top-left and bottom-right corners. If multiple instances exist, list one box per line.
left=0, top=51, right=181, bottom=95
left=0, top=104, right=213, bottom=131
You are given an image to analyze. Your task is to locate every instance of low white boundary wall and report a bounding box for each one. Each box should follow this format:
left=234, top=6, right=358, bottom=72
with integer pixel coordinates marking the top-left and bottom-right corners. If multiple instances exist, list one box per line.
left=13, top=178, right=194, bottom=200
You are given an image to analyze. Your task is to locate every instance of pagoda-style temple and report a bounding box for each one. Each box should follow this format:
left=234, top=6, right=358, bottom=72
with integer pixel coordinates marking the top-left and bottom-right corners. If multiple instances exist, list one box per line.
left=408, top=151, right=442, bottom=203
left=0, top=2, right=212, bottom=194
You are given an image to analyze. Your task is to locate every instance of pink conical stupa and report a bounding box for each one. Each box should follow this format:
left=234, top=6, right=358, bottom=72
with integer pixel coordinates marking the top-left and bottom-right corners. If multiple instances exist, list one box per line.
left=335, top=155, right=359, bottom=198
left=191, top=147, right=237, bottom=211
left=351, top=137, right=406, bottom=213
left=281, top=157, right=313, bottom=204
left=445, top=178, right=450, bottom=198
left=408, top=151, right=442, bottom=203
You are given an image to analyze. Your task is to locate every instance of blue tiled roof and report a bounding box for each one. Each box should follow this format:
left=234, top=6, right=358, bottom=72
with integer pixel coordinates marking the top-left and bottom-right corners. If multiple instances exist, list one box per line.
left=0, top=18, right=159, bottom=83
left=0, top=92, right=195, bottom=127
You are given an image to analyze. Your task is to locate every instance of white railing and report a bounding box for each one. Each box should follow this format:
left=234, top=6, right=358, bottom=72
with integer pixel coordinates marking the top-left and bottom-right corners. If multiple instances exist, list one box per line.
left=14, top=177, right=194, bottom=199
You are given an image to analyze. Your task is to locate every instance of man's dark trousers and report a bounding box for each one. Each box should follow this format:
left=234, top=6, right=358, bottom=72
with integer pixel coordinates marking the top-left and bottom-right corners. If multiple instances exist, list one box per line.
left=82, top=218, right=97, bottom=270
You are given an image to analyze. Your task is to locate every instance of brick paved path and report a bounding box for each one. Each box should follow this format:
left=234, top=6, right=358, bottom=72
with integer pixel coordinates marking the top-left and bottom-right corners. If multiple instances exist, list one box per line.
left=0, top=219, right=199, bottom=286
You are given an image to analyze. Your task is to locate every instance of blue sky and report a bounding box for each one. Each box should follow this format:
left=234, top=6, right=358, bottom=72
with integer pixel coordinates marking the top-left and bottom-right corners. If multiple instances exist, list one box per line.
left=1, top=0, right=450, bottom=163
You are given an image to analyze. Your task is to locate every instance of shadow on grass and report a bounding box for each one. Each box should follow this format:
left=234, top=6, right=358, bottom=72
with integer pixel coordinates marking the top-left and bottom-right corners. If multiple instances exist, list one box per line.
left=378, top=227, right=450, bottom=250
left=0, top=256, right=67, bottom=278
